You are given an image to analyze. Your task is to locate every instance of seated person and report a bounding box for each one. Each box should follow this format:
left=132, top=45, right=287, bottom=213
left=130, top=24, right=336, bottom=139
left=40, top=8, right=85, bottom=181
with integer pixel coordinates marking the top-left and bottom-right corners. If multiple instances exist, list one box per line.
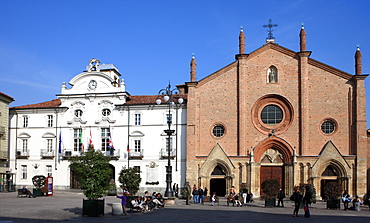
left=151, top=192, right=164, bottom=208
left=145, top=196, right=155, bottom=211
left=22, top=186, right=35, bottom=198
left=131, top=197, right=146, bottom=211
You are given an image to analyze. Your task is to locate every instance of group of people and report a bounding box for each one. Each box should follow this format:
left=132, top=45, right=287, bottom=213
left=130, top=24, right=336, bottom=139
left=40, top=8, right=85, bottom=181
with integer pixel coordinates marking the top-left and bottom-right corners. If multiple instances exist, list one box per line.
left=342, top=189, right=370, bottom=211
left=227, top=185, right=254, bottom=206
left=130, top=192, right=164, bottom=212
left=116, top=189, right=164, bottom=215
left=290, top=186, right=312, bottom=218
left=191, top=185, right=207, bottom=204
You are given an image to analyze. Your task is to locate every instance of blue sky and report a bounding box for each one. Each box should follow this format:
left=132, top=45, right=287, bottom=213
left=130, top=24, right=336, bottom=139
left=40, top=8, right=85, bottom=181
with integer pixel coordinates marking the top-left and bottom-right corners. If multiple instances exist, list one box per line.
left=1, top=0, right=370, bottom=127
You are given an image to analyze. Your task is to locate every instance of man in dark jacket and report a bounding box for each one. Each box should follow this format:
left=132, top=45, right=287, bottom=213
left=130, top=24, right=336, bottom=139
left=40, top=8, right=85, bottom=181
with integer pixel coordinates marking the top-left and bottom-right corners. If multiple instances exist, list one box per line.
left=277, top=188, right=285, bottom=207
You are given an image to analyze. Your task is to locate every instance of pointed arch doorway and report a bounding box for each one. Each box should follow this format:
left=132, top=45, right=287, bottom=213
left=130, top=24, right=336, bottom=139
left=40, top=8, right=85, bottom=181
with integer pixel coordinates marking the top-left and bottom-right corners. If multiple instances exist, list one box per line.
left=209, top=165, right=227, bottom=196
left=260, top=148, right=285, bottom=194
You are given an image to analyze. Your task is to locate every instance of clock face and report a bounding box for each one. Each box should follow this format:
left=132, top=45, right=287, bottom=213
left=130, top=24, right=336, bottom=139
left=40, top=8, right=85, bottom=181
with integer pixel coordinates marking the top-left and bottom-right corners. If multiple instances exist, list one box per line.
left=88, top=80, right=97, bottom=90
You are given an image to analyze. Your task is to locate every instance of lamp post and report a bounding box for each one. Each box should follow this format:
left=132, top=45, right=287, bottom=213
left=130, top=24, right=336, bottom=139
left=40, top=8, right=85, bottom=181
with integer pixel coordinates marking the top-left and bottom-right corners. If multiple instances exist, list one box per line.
left=156, top=83, right=183, bottom=197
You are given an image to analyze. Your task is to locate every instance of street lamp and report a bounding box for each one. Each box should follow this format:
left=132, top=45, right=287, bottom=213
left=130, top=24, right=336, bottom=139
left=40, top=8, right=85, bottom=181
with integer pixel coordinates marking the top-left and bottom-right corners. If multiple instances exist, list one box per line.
left=156, top=83, right=183, bottom=197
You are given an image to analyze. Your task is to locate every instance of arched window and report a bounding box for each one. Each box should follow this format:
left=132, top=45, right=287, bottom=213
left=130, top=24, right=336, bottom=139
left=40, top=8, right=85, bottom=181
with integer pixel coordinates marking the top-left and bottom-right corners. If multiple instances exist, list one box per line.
left=267, top=66, right=278, bottom=83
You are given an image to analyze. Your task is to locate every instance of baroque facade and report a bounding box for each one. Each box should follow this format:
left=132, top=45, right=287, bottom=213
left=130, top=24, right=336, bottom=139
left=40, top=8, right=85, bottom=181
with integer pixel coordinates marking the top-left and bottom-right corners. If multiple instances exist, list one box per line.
left=181, top=26, right=368, bottom=198
left=8, top=59, right=186, bottom=193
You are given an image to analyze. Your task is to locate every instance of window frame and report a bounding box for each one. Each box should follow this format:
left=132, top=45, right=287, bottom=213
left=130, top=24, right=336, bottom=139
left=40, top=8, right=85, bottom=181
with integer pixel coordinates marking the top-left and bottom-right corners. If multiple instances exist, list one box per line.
left=73, top=129, right=83, bottom=151
left=21, top=165, right=27, bottom=179
left=47, top=115, right=53, bottom=127
left=101, top=128, right=110, bottom=151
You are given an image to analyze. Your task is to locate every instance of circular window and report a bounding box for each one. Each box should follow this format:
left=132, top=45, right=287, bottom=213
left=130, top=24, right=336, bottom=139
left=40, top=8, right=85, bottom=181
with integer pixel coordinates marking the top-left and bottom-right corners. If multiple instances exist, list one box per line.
left=261, top=105, right=283, bottom=126
left=102, top=108, right=111, bottom=116
left=212, top=124, right=225, bottom=138
left=251, top=94, right=294, bottom=134
left=321, top=120, right=336, bottom=134
left=74, top=109, right=83, bottom=117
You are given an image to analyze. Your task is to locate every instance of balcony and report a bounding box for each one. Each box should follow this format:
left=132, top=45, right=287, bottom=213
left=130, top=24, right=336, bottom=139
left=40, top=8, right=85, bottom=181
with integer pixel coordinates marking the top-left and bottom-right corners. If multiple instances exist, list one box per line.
left=129, top=149, right=144, bottom=160
left=16, top=150, right=29, bottom=159
left=160, top=149, right=176, bottom=159
left=40, top=150, right=55, bottom=159
left=62, top=150, right=73, bottom=159
left=100, top=149, right=120, bottom=160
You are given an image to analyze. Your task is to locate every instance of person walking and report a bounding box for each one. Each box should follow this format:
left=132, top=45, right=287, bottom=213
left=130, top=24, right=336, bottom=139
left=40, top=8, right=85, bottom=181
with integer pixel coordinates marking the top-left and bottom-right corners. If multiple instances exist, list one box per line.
left=291, top=187, right=302, bottom=217
left=183, top=182, right=191, bottom=205
left=277, top=188, right=285, bottom=207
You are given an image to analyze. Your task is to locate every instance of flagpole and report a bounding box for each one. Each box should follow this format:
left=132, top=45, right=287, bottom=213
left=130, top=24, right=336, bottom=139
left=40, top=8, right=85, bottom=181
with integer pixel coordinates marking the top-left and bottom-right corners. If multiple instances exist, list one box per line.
left=127, top=105, right=130, bottom=168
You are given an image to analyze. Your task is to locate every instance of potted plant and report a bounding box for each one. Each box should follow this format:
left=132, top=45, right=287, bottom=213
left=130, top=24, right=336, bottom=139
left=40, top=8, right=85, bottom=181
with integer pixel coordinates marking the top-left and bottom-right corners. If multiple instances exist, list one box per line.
left=323, top=181, right=342, bottom=209
left=261, top=179, right=280, bottom=207
left=69, top=149, right=111, bottom=217
left=118, top=167, right=141, bottom=210
left=32, top=175, right=46, bottom=197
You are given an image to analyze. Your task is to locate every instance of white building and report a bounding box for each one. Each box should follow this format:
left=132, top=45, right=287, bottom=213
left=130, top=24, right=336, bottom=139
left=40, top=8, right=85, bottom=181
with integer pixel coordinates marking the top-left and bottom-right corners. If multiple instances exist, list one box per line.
left=8, top=59, right=187, bottom=193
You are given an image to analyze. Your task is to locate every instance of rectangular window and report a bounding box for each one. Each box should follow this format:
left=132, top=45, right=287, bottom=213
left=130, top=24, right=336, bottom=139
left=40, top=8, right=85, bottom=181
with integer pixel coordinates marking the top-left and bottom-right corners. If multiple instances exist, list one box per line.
left=133, top=166, right=140, bottom=174
left=47, top=115, right=53, bottom=127
left=135, top=114, right=141, bottom=125
left=46, top=165, right=52, bottom=177
left=101, top=128, right=110, bottom=151
left=21, top=165, right=27, bottom=179
left=47, top=139, right=53, bottom=152
left=22, top=139, right=28, bottom=153
left=23, top=116, right=28, bottom=128
left=73, top=129, right=83, bottom=151
left=134, top=139, right=141, bottom=152
left=166, top=137, right=173, bottom=152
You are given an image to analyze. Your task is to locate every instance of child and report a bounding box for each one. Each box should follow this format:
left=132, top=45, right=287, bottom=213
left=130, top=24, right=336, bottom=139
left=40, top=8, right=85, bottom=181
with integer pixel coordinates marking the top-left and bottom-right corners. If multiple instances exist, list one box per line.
left=211, top=192, right=217, bottom=206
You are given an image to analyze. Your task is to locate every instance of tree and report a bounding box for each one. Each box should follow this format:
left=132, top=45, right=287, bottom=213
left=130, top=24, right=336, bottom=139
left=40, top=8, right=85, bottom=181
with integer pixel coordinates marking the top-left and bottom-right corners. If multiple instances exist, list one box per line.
left=118, top=167, right=141, bottom=195
left=261, top=179, right=280, bottom=200
left=69, top=150, right=111, bottom=200
left=323, top=181, right=342, bottom=200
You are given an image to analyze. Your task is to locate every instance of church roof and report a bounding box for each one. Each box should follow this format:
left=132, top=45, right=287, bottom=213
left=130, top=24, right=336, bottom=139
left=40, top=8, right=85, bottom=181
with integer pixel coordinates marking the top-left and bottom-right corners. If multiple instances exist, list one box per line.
left=10, top=94, right=187, bottom=109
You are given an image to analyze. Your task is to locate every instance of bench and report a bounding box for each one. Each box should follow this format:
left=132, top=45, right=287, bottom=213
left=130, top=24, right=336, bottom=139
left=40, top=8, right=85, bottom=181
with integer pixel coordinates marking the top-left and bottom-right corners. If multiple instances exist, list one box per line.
left=125, top=196, right=143, bottom=212
left=17, top=189, right=29, bottom=197
left=203, top=195, right=219, bottom=205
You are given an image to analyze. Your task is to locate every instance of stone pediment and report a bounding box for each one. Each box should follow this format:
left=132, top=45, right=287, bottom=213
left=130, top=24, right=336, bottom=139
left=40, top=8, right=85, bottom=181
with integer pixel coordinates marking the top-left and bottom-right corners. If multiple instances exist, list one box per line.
left=199, top=143, right=235, bottom=177
left=311, top=141, right=351, bottom=177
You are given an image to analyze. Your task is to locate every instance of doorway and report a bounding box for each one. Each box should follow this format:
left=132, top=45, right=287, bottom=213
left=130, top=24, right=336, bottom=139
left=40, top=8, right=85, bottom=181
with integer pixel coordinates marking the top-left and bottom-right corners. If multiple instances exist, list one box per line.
left=320, top=179, right=338, bottom=200
left=210, top=178, right=226, bottom=196
left=260, top=166, right=284, bottom=195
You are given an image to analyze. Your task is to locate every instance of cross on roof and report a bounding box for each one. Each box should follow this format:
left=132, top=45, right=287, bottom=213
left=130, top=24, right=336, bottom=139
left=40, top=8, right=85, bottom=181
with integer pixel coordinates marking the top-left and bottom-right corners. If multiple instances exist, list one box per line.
left=263, top=19, right=278, bottom=40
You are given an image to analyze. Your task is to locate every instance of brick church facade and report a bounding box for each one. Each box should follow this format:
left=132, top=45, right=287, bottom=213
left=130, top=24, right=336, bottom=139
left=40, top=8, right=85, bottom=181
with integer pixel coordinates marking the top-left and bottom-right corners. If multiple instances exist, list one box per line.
left=179, top=26, right=368, bottom=198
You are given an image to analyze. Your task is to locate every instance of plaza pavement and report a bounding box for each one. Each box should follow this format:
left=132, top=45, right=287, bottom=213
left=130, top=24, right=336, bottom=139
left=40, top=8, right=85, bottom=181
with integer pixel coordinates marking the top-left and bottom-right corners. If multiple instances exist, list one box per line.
left=0, top=190, right=369, bottom=223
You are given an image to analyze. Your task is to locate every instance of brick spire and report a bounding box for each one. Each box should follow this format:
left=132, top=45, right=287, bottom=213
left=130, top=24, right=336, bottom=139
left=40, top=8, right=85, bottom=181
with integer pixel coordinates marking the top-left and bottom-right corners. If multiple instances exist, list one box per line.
left=239, top=26, right=245, bottom=54
left=299, top=23, right=306, bottom=52
left=190, top=54, right=197, bottom=82
left=355, top=45, right=362, bottom=75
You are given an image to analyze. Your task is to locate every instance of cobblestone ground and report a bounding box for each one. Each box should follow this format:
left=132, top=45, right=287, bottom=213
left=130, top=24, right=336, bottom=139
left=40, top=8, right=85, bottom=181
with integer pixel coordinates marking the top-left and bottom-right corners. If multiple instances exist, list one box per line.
left=0, top=190, right=369, bottom=223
